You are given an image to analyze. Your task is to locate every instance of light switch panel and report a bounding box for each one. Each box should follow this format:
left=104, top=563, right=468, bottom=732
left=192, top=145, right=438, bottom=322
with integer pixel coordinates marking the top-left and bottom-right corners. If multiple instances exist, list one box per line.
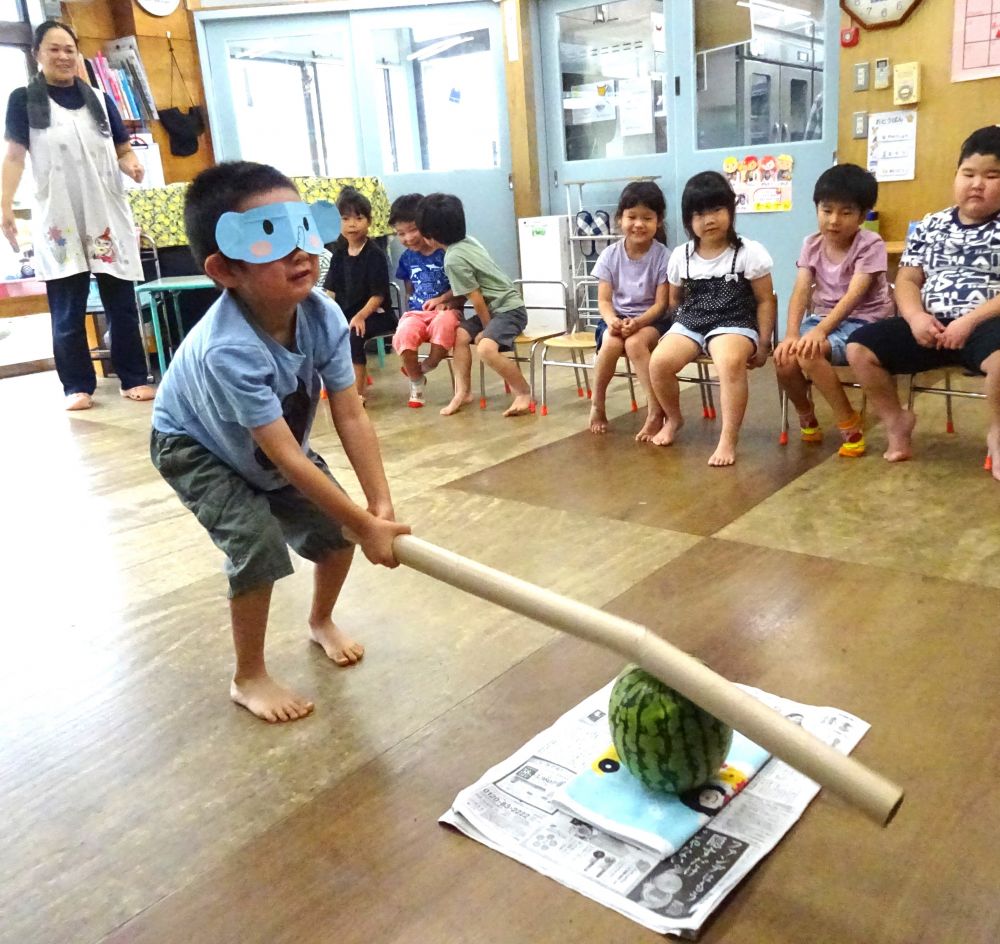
left=854, top=61, right=870, bottom=91
left=853, top=112, right=868, bottom=139
left=874, top=57, right=891, bottom=89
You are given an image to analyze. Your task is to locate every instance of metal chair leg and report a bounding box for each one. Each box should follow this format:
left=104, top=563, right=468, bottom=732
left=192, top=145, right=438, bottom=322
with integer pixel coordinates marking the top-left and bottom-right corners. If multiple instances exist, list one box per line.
left=624, top=355, right=638, bottom=412
left=779, top=389, right=790, bottom=445
left=945, top=370, right=955, bottom=433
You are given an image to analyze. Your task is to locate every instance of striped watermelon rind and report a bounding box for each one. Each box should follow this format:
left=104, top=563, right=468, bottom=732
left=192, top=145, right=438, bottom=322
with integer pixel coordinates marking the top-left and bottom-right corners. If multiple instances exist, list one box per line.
left=608, top=664, right=733, bottom=794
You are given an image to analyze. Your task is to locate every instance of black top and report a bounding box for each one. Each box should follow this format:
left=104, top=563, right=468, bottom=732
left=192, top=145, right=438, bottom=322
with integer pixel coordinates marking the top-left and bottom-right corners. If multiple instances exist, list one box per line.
left=323, top=238, right=391, bottom=319
left=4, top=84, right=129, bottom=149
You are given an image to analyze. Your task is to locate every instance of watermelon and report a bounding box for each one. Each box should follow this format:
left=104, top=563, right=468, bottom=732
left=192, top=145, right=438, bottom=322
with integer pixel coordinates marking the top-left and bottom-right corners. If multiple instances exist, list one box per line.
left=609, top=664, right=733, bottom=794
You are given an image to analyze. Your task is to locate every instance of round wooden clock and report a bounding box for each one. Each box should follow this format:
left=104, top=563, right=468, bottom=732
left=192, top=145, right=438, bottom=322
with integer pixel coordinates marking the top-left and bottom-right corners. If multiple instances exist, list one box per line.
left=840, top=0, right=924, bottom=30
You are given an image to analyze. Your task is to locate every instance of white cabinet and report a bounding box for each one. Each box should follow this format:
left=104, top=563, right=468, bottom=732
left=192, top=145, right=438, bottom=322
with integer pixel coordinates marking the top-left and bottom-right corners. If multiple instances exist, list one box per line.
left=517, top=215, right=574, bottom=334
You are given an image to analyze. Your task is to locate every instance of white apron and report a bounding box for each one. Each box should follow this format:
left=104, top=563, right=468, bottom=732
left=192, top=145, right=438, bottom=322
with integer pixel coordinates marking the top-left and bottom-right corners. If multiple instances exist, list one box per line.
left=27, top=92, right=141, bottom=282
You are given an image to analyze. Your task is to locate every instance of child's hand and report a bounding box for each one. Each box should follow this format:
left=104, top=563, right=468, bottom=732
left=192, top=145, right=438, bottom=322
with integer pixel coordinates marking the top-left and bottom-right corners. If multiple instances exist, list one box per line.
left=797, top=326, right=828, bottom=360
left=772, top=336, right=798, bottom=366
left=349, top=314, right=367, bottom=336
left=608, top=318, right=624, bottom=337
left=421, top=296, right=441, bottom=311
left=748, top=345, right=770, bottom=369
left=909, top=312, right=946, bottom=348
left=939, top=316, right=975, bottom=350
left=356, top=514, right=411, bottom=567
left=620, top=318, right=637, bottom=338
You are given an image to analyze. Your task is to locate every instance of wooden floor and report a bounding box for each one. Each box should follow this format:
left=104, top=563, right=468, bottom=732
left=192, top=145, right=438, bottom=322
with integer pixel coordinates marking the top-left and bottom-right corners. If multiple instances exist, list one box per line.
left=2, top=358, right=998, bottom=944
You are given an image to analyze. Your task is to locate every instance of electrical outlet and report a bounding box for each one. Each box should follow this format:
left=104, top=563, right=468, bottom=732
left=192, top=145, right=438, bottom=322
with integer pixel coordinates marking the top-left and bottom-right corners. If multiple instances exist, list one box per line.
left=874, top=58, right=891, bottom=90
left=853, top=112, right=868, bottom=139
left=853, top=62, right=870, bottom=92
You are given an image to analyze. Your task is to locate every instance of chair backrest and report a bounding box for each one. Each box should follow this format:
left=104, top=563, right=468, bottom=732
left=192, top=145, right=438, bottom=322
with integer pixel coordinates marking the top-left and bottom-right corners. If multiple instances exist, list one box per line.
left=514, top=278, right=571, bottom=333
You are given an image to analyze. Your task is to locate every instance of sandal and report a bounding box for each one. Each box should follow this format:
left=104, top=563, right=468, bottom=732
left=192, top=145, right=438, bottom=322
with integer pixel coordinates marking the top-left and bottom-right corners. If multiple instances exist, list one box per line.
left=65, top=392, right=93, bottom=411
left=120, top=385, right=156, bottom=402
left=575, top=209, right=597, bottom=259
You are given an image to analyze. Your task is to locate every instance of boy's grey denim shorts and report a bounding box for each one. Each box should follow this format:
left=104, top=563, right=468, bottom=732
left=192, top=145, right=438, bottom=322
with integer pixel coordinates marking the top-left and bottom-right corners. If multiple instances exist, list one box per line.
left=458, top=306, right=528, bottom=352
left=150, top=429, right=352, bottom=597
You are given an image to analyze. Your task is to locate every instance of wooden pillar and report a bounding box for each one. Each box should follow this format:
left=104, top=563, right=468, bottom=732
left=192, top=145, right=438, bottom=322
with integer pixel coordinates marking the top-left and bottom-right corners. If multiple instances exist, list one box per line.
left=501, top=0, right=541, bottom=220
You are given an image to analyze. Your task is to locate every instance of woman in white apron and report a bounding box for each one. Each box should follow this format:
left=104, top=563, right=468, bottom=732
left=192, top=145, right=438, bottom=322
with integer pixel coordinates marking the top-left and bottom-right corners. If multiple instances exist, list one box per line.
left=1, top=20, right=153, bottom=410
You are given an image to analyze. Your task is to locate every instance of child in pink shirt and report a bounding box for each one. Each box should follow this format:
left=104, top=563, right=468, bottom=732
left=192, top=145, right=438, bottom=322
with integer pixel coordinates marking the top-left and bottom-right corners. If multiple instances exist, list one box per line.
left=774, top=164, right=894, bottom=457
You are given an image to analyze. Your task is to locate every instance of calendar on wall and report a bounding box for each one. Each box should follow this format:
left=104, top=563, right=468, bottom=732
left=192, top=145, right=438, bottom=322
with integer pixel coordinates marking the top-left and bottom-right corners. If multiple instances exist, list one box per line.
left=952, top=0, right=1000, bottom=82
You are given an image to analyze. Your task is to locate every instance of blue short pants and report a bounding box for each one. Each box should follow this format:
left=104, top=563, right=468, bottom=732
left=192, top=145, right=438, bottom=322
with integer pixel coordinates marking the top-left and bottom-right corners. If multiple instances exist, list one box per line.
left=800, top=314, right=868, bottom=366
left=664, top=322, right=759, bottom=354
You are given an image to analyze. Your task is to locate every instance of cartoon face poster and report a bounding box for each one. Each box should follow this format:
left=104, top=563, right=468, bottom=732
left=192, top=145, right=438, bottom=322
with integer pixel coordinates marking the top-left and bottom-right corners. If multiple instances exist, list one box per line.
left=722, top=154, right=794, bottom=213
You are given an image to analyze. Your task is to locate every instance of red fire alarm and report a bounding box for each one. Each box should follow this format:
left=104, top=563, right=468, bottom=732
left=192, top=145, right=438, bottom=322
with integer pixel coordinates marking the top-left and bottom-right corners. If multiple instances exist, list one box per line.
left=841, top=26, right=860, bottom=47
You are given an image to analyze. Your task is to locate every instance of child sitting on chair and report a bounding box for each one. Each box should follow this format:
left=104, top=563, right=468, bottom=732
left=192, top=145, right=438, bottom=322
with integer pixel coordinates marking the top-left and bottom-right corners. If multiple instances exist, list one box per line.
left=648, top=171, right=776, bottom=466
left=847, top=125, right=1000, bottom=476
left=773, top=164, right=894, bottom=457
left=587, top=180, right=671, bottom=440
left=323, top=187, right=396, bottom=397
left=416, top=193, right=532, bottom=417
left=151, top=162, right=409, bottom=723
left=388, top=193, right=462, bottom=408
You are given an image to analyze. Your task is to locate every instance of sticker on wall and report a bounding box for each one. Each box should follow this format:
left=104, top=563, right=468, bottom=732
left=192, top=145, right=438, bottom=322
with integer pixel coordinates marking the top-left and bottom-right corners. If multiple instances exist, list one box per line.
left=723, top=154, right=793, bottom=213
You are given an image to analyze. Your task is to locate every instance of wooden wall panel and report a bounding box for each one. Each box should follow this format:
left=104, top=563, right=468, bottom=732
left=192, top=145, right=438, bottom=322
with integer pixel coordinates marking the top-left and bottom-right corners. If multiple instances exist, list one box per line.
left=61, top=0, right=214, bottom=183
left=837, top=2, right=1000, bottom=242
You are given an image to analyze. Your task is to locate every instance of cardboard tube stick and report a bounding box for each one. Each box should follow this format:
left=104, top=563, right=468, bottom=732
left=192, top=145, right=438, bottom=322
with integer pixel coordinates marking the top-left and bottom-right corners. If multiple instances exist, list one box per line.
left=380, top=534, right=904, bottom=825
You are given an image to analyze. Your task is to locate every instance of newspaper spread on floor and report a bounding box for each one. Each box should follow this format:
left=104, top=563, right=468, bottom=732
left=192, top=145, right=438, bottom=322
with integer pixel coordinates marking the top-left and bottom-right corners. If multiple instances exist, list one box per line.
left=440, top=682, right=869, bottom=939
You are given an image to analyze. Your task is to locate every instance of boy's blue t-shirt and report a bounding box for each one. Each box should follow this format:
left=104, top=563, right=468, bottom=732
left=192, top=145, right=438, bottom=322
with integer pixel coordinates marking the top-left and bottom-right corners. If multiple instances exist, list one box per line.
left=395, top=247, right=450, bottom=310
left=152, top=288, right=356, bottom=491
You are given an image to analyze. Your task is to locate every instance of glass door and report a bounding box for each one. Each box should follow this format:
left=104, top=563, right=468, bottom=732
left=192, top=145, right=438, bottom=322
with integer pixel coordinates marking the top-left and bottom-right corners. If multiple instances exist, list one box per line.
left=539, top=0, right=672, bottom=230
left=199, top=3, right=517, bottom=275
left=201, top=13, right=362, bottom=176
left=677, top=0, right=839, bottom=313
left=350, top=2, right=516, bottom=274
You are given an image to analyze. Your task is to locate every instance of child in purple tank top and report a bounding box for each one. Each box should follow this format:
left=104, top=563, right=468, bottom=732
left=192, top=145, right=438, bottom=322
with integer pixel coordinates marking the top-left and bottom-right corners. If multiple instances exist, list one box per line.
left=588, top=181, right=670, bottom=440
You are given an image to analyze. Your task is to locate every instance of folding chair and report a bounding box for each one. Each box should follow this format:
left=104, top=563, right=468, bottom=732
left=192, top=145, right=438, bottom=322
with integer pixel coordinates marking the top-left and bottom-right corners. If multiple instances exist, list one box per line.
left=676, top=300, right=782, bottom=430
left=478, top=279, right=570, bottom=412
left=363, top=281, right=401, bottom=374
left=130, top=230, right=161, bottom=381
left=906, top=367, right=991, bottom=470
left=777, top=366, right=867, bottom=445
left=538, top=279, right=638, bottom=416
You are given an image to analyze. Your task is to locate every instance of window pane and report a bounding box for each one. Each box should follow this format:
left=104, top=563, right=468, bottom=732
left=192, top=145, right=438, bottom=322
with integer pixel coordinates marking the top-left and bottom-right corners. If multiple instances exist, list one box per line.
left=226, top=34, right=359, bottom=176
left=556, top=0, right=667, bottom=162
left=695, top=0, right=825, bottom=149
left=0, top=1, right=24, bottom=21
left=370, top=25, right=500, bottom=172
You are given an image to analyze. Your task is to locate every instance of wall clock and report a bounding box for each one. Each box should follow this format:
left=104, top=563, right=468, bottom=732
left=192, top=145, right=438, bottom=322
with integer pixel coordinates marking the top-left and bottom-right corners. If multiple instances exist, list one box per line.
left=135, top=0, right=181, bottom=16
left=840, top=0, right=924, bottom=30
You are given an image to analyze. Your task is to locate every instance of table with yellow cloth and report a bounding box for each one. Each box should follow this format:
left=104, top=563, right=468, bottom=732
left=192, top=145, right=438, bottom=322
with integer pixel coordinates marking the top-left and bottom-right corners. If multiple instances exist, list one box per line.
left=126, top=176, right=392, bottom=248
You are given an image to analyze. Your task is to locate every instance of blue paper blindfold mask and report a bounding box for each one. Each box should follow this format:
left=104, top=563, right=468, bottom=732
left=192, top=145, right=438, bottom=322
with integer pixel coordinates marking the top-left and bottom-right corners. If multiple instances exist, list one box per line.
left=215, top=200, right=340, bottom=264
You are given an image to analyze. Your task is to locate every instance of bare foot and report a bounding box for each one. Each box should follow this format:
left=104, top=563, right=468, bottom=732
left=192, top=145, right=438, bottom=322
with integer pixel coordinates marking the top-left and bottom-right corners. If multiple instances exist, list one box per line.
left=440, top=393, right=472, bottom=416
left=503, top=393, right=532, bottom=417
left=883, top=409, right=917, bottom=462
left=120, top=385, right=156, bottom=402
left=65, top=392, right=93, bottom=411
left=309, top=618, right=365, bottom=666
left=635, top=411, right=664, bottom=443
left=230, top=674, right=314, bottom=723
left=988, top=427, right=1000, bottom=483
left=650, top=415, right=684, bottom=446
left=708, top=436, right=738, bottom=467
left=589, top=405, right=609, bottom=434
